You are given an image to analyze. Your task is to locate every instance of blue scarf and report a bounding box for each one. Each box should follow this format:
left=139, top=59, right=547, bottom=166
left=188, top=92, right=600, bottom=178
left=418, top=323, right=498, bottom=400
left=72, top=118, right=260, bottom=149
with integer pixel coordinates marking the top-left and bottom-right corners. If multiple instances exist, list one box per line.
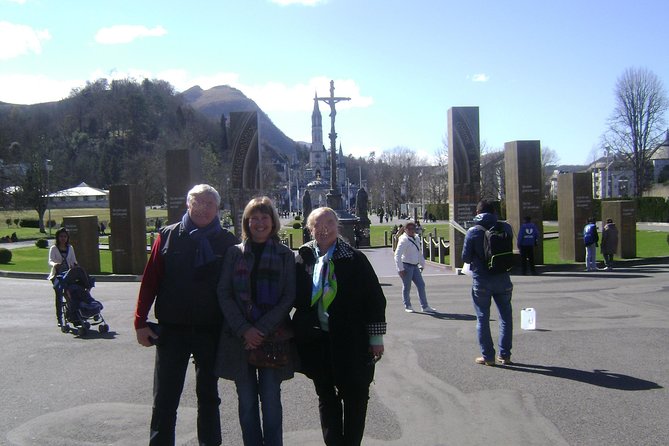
left=181, top=212, right=222, bottom=267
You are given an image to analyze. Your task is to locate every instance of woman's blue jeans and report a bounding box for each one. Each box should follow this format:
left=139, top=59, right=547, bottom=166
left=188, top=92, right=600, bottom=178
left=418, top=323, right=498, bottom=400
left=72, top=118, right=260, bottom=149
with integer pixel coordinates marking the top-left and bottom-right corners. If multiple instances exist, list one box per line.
left=401, top=263, right=428, bottom=309
left=235, top=366, right=283, bottom=446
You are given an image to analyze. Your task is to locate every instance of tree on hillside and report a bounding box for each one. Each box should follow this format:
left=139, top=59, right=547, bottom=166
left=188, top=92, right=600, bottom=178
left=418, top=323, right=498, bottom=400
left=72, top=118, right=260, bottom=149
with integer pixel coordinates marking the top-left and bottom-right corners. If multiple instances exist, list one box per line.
left=605, top=67, right=668, bottom=196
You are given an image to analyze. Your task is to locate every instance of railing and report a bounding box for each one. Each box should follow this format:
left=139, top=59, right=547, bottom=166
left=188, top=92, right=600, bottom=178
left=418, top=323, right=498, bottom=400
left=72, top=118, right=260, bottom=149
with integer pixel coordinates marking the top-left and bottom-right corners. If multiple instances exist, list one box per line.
left=421, top=234, right=449, bottom=264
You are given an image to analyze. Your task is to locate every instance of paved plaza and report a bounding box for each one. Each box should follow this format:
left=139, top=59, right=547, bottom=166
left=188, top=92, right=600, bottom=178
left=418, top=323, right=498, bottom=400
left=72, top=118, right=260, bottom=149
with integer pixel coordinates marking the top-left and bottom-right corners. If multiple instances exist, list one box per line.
left=1, top=248, right=668, bottom=445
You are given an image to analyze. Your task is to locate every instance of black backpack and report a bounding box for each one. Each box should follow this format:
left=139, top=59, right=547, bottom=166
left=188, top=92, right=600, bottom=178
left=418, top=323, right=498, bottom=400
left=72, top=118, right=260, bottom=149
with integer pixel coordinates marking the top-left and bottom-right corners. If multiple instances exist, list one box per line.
left=475, top=222, right=514, bottom=273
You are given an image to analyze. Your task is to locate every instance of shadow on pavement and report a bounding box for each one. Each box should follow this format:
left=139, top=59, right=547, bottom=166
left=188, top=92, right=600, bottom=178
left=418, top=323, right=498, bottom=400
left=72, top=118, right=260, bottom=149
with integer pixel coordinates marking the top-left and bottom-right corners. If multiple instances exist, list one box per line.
left=416, top=311, right=477, bottom=321
left=502, top=362, right=663, bottom=391
left=60, top=330, right=119, bottom=340
left=536, top=272, right=651, bottom=279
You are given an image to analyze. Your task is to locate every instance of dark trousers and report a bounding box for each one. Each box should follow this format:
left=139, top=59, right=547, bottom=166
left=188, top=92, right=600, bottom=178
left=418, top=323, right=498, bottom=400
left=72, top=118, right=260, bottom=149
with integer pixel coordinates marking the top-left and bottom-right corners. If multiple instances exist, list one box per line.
left=312, top=340, right=370, bottom=446
left=150, top=325, right=222, bottom=446
left=519, top=245, right=536, bottom=274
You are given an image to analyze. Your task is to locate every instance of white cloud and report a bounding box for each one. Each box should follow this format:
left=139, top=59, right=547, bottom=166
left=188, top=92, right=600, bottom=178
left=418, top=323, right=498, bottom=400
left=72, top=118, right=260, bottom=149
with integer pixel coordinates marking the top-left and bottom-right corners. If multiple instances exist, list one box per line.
left=270, top=0, right=327, bottom=5
left=94, top=25, right=167, bottom=45
left=237, top=76, right=373, bottom=112
left=0, top=68, right=374, bottom=118
left=0, top=21, right=50, bottom=60
left=472, top=73, right=490, bottom=82
left=0, top=74, right=81, bottom=104
left=141, top=71, right=373, bottom=113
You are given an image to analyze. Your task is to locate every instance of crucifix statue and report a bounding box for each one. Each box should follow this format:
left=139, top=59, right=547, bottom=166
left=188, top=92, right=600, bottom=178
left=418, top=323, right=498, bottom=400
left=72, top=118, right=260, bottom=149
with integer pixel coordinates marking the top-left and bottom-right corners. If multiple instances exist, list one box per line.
left=317, top=80, right=350, bottom=210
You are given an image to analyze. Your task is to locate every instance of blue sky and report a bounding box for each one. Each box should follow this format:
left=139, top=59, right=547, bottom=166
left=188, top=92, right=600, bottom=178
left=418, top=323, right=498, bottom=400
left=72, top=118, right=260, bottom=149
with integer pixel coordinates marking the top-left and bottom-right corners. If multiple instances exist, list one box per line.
left=2, top=0, right=668, bottom=165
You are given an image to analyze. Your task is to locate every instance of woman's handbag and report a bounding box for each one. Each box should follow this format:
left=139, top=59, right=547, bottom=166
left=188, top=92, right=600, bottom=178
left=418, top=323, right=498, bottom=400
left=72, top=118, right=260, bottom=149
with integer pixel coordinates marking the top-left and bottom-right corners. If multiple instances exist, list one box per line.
left=247, top=323, right=294, bottom=369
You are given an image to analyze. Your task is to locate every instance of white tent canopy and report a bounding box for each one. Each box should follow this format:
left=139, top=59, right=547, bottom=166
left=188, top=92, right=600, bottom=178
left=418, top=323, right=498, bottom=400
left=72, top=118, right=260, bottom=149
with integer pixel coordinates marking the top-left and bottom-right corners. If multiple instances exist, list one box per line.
left=49, top=182, right=108, bottom=198
left=46, top=182, right=109, bottom=208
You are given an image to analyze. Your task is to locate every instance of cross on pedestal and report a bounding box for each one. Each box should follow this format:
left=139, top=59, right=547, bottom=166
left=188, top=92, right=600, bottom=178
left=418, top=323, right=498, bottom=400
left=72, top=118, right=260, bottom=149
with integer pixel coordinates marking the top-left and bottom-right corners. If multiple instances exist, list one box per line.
left=316, top=80, right=350, bottom=210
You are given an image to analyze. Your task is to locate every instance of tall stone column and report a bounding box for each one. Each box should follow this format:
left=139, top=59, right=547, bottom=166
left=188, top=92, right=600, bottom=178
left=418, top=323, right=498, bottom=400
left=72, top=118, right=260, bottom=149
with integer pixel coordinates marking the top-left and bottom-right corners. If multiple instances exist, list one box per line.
left=109, top=184, right=147, bottom=274
left=166, top=149, right=202, bottom=224
left=601, top=200, right=636, bottom=258
left=557, top=173, right=592, bottom=262
left=228, top=111, right=260, bottom=239
left=63, top=215, right=100, bottom=274
left=504, top=141, right=544, bottom=264
left=448, top=107, right=480, bottom=269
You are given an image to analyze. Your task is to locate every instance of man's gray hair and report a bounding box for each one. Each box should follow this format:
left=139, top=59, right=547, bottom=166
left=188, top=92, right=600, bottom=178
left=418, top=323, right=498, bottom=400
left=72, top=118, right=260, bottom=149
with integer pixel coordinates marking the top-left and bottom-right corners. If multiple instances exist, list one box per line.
left=186, top=184, right=221, bottom=207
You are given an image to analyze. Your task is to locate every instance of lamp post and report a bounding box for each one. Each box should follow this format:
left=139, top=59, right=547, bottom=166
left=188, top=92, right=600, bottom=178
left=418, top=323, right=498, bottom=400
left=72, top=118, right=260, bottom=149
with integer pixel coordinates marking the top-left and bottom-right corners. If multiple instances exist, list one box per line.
left=45, top=159, right=52, bottom=236
left=286, top=163, right=292, bottom=213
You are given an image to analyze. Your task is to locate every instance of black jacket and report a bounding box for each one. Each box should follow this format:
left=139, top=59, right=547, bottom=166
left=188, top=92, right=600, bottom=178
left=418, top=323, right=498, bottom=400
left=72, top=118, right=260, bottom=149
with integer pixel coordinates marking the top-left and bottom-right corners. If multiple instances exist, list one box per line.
left=293, top=238, right=386, bottom=387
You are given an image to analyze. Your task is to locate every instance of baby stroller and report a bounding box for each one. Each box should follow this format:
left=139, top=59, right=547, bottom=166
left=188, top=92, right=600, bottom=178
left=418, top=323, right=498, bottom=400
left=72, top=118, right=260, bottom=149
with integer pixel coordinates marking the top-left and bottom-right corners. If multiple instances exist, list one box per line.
left=54, top=265, right=109, bottom=336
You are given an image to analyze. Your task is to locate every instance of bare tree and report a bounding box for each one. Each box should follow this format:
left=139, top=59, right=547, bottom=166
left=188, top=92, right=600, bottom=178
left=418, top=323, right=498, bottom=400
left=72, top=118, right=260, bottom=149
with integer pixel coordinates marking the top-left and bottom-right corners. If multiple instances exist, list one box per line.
left=480, top=141, right=504, bottom=200
left=541, top=146, right=560, bottom=200
left=605, top=67, right=668, bottom=196
left=381, top=147, right=429, bottom=208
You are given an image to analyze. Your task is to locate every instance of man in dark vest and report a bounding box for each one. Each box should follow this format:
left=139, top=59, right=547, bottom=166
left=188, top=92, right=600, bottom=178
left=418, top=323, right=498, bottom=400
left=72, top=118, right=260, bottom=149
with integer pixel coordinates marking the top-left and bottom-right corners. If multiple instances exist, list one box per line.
left=134, top=184, right=239, bottom=446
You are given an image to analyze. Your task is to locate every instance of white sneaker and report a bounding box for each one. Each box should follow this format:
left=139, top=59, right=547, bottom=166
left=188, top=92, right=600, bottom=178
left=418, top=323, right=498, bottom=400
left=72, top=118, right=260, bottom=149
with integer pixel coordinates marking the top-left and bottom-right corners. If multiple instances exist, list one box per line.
left=405, top=306, right=415, bottom=313
left=422, top=306, right=437, bottom=313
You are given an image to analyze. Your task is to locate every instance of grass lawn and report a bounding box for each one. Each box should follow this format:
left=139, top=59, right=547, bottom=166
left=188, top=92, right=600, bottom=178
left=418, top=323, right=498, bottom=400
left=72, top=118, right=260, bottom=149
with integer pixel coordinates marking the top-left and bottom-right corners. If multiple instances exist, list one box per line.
left=4, top=247, right=115, bottom=275
left=2, top=219, right=666, bottom=274
left=0, top=208, right=168, bottom=241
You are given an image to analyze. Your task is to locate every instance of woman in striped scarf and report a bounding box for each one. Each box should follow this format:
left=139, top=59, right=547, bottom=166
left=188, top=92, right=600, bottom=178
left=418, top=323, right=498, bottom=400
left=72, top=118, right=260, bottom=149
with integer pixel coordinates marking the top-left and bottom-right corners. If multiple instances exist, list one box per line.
left=216, top=196, right=296, bottom=446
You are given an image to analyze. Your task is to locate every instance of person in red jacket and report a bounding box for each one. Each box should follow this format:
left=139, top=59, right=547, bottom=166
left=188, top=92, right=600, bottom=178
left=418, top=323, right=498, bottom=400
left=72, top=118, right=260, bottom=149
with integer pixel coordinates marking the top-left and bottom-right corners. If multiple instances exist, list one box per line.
left=134, top=184, right=238, bottom=446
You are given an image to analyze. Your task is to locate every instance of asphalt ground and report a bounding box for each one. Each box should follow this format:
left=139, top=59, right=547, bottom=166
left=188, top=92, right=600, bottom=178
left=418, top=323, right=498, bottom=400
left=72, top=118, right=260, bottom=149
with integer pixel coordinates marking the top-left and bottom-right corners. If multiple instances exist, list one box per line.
left=1, top=247, right=668, bottom=445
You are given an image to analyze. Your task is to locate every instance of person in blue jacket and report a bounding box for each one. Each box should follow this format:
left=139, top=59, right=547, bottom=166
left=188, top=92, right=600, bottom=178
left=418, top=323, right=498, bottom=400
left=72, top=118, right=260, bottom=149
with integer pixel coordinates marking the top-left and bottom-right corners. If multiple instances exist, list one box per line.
left=583, top=217, right=599, bottom=272
left=462, top=200, right=514, bottom=366
left=517, top=216, right=539, bottom=275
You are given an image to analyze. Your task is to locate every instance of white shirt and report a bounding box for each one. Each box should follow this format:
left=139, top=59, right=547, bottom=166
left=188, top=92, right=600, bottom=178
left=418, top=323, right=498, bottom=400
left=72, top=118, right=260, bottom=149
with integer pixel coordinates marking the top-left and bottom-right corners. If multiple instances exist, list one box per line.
left=394, top=233, right=425, bottom=271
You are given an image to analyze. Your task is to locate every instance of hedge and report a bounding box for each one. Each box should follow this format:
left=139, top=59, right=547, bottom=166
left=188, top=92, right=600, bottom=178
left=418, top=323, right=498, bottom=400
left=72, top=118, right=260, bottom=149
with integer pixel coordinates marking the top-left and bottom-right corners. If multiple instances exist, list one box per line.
left=0, top=248, right=12, bottom=263
left=19, top=218, right=41, bottom=228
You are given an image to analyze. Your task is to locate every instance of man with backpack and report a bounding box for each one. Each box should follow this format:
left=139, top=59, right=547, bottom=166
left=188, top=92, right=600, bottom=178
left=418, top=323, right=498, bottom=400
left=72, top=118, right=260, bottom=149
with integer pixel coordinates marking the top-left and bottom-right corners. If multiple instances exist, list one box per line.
left=462, top=199, right=514, bottom=366
left=583, top=217, right=599, bottom=272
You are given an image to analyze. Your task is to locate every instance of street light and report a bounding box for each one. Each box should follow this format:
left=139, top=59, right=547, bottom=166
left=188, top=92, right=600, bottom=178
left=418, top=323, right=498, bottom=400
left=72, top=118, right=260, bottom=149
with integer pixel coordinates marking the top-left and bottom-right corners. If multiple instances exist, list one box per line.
left=45, top=159, right=52, bottom=236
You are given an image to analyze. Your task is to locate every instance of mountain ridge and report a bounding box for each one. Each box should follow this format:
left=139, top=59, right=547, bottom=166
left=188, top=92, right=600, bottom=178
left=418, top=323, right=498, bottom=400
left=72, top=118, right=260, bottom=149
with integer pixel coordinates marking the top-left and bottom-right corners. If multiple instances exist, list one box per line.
left=181, top=84, right=302, bottom=159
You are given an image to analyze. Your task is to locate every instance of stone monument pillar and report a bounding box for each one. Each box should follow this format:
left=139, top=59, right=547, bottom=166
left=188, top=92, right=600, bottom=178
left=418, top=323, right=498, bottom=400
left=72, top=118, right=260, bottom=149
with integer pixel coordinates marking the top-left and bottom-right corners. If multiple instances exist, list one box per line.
left=601, top=200, right=636, bottom=258
left=166, top=149, right=202, bottom=224
left=448, top=107, right=481, bottom=269
left=228, top=111, right=260, bottom=239
left=504, top=140, right=544, bottom=264
left=63, top=215, right=100, bottom=274
left=109, top=184, right=147, bottom=274
left=557, top=172, right=592, bottom=262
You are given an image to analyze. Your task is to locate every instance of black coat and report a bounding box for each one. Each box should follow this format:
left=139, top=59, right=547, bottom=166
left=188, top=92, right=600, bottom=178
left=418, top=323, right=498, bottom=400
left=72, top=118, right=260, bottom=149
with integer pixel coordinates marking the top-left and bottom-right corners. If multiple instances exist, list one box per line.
left=293, top=238, right=387, bottom=387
